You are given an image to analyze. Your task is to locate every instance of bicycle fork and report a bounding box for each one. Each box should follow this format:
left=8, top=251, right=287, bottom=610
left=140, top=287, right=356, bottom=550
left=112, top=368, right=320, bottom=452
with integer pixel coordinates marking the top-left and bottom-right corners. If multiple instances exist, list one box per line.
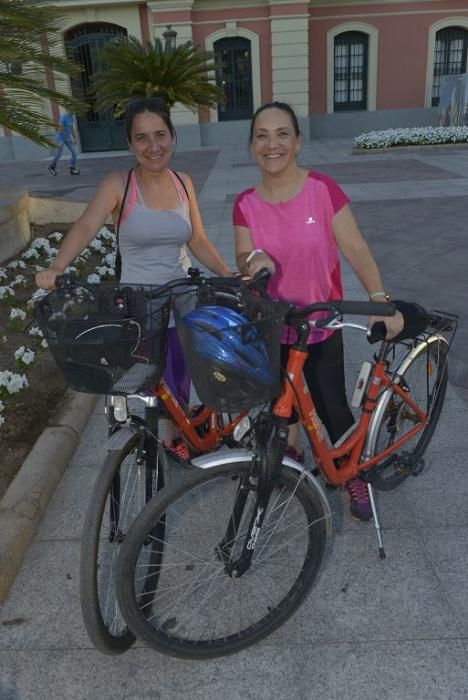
left=216, top=422, right=289, bottom=578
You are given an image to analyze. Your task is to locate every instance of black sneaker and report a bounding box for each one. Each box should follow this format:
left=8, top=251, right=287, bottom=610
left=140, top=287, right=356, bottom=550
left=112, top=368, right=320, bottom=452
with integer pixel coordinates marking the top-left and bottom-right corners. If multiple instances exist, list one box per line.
left=48, top=164, right=57, bottom=176
left=70, top=167, right=81, bottom=175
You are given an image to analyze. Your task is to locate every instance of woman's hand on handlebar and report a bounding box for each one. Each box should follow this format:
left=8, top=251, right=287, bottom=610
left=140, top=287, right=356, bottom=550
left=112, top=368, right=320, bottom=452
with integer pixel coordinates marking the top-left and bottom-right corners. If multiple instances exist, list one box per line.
left=35, top=267, right=63, bottom=290
left=246, top=251, right=276, bottom=277
left=368, top=307, right=404, bottom=340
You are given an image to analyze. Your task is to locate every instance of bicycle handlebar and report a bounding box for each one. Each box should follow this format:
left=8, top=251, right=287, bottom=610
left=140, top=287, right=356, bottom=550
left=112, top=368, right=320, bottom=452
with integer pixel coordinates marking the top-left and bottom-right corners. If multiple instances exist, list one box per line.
left=54, top=271, right=243, bottom=298
left=289, top=299, right=395, bottom=323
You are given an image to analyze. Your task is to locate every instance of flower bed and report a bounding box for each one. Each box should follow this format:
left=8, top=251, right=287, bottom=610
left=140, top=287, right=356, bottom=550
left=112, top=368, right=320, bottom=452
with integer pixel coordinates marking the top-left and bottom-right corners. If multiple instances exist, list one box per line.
left=354, top=126, right=468, bottom=150
left=0, top=223, right=117, bottom=499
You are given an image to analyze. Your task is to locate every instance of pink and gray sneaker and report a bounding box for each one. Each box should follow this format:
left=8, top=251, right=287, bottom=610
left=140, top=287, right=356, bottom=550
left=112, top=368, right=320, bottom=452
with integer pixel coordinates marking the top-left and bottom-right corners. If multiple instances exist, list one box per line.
left=284, top=445, right=305, bottom=465
left=345, top=478, right=372, bottom=521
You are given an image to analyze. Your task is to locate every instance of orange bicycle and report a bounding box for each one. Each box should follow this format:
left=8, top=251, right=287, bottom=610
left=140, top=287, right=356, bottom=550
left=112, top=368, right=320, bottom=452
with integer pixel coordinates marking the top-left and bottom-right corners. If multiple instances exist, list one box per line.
left=114, top=280, right=457, bottom=659
left=34, top=271, right=258, bottom=655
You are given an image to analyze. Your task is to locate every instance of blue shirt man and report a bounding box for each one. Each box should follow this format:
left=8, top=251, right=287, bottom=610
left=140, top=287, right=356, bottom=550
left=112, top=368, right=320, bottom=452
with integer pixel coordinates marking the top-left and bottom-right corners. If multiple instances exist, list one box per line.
left=56, top=112, right=76, bottom=144
left=48, top=109, right=81, bottom=175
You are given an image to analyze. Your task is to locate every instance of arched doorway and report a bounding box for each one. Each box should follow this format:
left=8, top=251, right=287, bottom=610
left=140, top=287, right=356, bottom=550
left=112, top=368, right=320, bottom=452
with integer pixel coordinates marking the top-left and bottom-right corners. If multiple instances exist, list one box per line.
left=214, top=37, right=253, bottom=121
left=65, top=23, right=128, bottom=152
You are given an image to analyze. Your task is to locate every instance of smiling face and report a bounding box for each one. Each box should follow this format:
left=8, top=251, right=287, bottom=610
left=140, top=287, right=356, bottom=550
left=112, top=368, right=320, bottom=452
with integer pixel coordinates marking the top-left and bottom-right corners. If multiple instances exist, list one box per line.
left=128, top=111, right=174, bottom=172
left=250, top=107, right=301, bottom=175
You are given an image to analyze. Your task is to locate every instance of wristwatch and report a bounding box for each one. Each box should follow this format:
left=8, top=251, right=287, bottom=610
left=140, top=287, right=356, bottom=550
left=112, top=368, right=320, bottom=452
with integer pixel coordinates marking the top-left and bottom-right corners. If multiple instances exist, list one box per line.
left=369, top=291, right=391, bottom=301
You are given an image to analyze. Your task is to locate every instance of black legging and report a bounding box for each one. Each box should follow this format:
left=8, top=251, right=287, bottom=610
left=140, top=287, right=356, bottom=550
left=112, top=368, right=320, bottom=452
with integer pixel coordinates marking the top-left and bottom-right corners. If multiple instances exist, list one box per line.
left=280, top=330, right=354, bottom=444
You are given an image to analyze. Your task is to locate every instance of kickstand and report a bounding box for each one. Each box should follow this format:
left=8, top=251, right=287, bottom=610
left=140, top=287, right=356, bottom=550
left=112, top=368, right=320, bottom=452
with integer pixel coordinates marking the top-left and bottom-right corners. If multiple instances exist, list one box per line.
left=368, top=483, right=386, bottom=559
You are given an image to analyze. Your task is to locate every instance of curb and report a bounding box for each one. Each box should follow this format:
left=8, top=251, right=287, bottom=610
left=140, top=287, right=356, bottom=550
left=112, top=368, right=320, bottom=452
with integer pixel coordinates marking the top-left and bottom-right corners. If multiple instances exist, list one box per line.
left=352, top=142, right=468, bottom=155
left=0, top=389, right=98, bottom=604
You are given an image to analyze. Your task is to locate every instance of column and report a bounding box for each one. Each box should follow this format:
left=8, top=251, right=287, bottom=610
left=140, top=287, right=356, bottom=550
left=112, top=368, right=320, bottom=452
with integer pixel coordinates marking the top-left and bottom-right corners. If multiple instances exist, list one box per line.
left=148, top=0, right=198, bottom=127
left=268, top=1, right=309, bottom=117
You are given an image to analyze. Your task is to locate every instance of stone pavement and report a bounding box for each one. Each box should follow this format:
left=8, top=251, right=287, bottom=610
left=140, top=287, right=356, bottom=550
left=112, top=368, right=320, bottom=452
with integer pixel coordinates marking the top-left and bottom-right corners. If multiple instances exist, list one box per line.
left=0, top=141, right=467, bottom=699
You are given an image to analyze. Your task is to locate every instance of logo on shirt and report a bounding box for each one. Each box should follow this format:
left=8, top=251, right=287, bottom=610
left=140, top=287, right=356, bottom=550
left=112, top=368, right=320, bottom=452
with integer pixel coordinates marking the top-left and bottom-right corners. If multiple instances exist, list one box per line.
left=305, top=216, right=316, bottom=224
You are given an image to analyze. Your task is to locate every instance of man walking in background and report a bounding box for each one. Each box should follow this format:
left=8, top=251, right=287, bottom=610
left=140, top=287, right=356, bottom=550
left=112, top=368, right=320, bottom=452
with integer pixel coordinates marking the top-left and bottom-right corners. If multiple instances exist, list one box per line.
left=48, top=108, right=81, bottom=176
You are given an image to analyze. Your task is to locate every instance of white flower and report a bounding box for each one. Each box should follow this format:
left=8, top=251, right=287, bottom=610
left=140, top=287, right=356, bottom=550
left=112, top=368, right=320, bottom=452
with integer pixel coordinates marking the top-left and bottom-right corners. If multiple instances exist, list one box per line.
left=0, top=268, right=7, bottom=280
left=0, top=415, right=4, bottom=428
left=1, top=336, right=6, bottom=344
left=31, top=237, right=52, bottom=253
left=7, top=260, right=26, bottom=270
left=354, top=125, right=468, bottom=149
left=22, top=248, right=41, bottom=261
left=0, top=400, right=4, bottom=413
left=41, top=339, right=48, bottom=349
left=0, top=286, right=15, bottom=300
left=0, top=370, right=28, bottom=397
left=28, top=326, right=44, bottom=338
left=10, top=308, right=27, bottom=321
left=34, top=265, right=45, bottom=273
left=48, top=232, right=63, bottom=242
left=64, top=265, right=78, bottom=274
left=89, top=239, right=106, bottom=253
left=103, top=252, right=116, bottom=268
left=87, top=273, right=101, bottom=284
left=97, top=227, right=115, bottom=243
left=12, top=274, right=27, bottom=288
left=15, top=346, right=35, bottom=366
left=96, top=265, right=114, bottom=280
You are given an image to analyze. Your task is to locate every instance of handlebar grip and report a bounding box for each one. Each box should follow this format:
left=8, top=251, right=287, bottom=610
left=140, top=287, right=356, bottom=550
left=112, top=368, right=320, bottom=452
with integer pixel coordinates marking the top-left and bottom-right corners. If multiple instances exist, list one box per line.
left=367, top=321, right=387, bottom=344
left=248, top=267, right=271, bottom=298
left=338, top=300, right=395, bottom=316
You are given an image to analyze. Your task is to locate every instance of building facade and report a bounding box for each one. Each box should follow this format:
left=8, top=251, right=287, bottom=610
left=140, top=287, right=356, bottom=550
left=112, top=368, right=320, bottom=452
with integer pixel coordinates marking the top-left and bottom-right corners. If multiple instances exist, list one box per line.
left=1, top=0, right=468, bottom=160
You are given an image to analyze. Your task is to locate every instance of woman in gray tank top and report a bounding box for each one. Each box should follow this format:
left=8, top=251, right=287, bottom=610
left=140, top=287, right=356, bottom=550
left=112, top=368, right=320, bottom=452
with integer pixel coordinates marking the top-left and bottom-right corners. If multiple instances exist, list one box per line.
left=36, top=97, right=232, bottom=458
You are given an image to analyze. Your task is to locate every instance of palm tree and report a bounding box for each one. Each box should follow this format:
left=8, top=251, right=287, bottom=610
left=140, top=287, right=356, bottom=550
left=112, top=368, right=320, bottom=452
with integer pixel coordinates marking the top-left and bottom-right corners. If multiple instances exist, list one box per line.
left=0, top=0, right=83, bottom=147
left=93, top=35, right=223, bottom=116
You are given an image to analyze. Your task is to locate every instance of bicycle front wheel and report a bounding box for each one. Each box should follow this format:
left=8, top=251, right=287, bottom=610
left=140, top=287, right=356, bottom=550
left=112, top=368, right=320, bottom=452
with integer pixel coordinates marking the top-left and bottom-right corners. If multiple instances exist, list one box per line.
left=368, top=335, right=448, bottom=490
left=80, top=429, right=164, bottom=654
left=116, top=461, right=327, bottom=659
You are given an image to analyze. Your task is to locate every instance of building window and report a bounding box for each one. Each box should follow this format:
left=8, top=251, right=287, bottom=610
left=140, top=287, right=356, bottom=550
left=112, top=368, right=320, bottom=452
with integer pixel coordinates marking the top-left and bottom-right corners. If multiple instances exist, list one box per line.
left=214, top=37, right=253, bottom=121
left=334, top=32, right=368, bottom=111
left=432, top=27, right=468, bottom=106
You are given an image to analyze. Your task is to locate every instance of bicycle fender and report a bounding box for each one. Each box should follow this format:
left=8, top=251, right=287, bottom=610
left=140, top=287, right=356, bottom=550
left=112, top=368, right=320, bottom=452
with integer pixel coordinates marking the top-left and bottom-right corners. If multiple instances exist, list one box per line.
left=190, top=448, right=332, bottom=537
left=363, top=333, right=447, bottom=460
left=105, top=424, right=140, bottom=452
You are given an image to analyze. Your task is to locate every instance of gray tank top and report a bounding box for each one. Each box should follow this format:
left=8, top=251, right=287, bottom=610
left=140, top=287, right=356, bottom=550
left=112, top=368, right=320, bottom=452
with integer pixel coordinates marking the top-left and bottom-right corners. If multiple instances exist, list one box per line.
left=118, top=171, right=192, bottom=287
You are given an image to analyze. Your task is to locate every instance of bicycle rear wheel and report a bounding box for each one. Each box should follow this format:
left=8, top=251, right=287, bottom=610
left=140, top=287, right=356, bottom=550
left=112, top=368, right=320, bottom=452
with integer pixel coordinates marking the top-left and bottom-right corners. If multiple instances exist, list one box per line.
left=80, top=427, right=164, bottom=654
left=116, top=461, right=327, bottom=659
left=368, top=335, right=448, bottom=490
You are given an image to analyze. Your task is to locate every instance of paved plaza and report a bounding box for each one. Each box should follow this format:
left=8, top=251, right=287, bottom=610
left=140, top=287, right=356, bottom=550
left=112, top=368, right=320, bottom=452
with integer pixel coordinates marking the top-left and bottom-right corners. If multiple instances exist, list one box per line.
left=0, top=140, right=467, bottom=699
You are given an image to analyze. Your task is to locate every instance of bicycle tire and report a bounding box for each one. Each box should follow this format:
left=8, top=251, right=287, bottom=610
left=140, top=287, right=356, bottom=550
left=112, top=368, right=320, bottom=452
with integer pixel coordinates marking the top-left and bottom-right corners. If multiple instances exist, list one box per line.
left=368, top=335, right=448, bottom=491
left=80, top=428, right=164, bottom=654
left=116, top=461, right=327, bottom=659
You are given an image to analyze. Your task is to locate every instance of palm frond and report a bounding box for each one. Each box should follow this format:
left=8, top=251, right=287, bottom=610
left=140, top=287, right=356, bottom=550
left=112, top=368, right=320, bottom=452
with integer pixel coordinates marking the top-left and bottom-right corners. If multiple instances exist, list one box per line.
left=0, top=0, right=83, bottom=144
left=92, top=35, right=223, bottom=116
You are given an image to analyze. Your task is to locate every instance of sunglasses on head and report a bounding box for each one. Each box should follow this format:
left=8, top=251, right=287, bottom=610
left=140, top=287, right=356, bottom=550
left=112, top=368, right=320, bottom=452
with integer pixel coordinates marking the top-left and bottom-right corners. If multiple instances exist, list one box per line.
left=126, top=96, right=167, bottom=114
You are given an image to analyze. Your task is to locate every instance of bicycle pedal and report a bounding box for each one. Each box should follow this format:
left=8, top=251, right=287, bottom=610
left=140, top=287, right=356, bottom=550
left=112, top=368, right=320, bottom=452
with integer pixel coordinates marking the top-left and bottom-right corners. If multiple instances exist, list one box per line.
left=410, top=457, right=425, bottom=476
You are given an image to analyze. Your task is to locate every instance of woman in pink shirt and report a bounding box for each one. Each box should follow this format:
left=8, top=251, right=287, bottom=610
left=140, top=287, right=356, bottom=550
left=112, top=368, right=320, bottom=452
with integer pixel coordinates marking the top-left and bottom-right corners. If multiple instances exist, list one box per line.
left=233, top=102, right=403, bottom=522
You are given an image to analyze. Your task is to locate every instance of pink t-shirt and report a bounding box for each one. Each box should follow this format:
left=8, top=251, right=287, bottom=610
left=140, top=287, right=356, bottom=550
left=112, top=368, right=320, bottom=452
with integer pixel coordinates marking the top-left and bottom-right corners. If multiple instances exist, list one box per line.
left=232, top=171, right=349, bottom=343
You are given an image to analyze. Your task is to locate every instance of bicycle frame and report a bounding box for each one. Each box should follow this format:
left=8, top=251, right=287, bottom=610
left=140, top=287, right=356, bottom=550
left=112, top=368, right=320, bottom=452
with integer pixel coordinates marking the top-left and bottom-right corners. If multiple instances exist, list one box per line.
left=110, top=377, right=246, bottom=454
left=152, top=379, right=246, bottom=452
left=274, top=344, right=429, bottom=486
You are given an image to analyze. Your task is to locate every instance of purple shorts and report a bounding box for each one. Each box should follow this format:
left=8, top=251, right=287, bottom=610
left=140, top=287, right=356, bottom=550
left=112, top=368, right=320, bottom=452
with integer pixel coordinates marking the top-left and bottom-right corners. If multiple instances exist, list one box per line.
left=162, top=328, right=190, bottom=405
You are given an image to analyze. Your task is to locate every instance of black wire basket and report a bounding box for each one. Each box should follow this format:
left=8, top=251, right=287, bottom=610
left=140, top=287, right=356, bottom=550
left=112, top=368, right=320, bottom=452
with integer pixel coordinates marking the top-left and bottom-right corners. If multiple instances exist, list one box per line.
left=174, top=289, right=288, bottom=412
left=34, top=283, right=170, bottom=395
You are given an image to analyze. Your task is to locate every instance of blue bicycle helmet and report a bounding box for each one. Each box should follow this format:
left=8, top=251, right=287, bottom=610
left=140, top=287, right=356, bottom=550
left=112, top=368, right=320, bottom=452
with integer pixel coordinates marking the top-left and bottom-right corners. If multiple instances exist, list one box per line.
left=183, top=305, right=274, bottom=389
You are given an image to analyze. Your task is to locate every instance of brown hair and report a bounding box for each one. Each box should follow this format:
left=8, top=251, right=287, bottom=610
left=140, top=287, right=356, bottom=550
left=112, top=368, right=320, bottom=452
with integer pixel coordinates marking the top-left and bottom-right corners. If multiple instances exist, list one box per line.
left=249, top=101, right=301, bottom=142
left=125, top=97, right=175, bottom=141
